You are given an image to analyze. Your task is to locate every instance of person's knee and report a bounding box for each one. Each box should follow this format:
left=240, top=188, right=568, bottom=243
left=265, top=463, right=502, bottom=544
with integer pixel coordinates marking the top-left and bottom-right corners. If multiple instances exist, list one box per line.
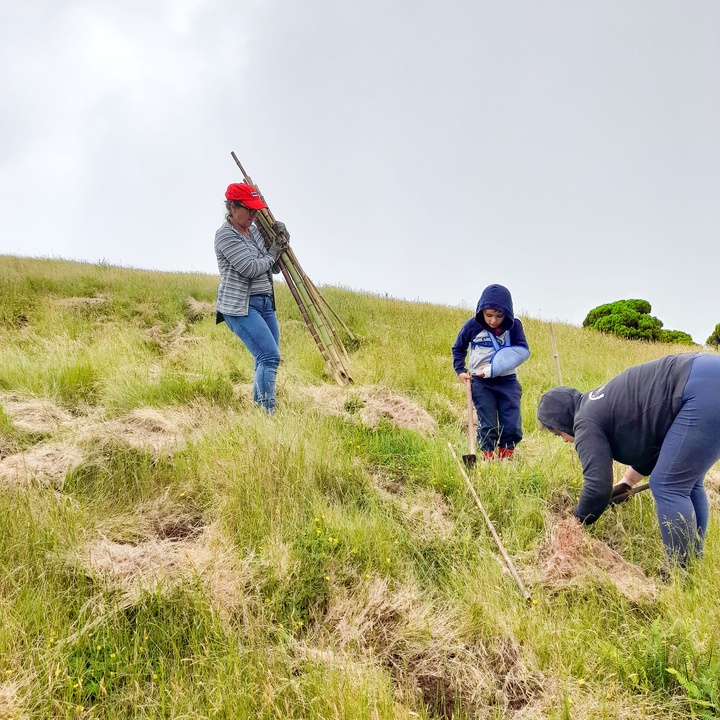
left=257, top=348, right=281, bottom=367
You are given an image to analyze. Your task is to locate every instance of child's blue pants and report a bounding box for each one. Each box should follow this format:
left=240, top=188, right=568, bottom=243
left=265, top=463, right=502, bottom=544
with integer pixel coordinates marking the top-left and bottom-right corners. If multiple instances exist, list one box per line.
left=650, top=353, right=720, bottom=566
left=471, top=374, right=523, bottom=452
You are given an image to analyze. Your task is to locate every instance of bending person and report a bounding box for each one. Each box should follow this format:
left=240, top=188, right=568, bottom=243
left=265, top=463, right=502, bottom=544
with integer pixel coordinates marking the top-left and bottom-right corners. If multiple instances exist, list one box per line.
left=537, top=352, right=720, bottom=568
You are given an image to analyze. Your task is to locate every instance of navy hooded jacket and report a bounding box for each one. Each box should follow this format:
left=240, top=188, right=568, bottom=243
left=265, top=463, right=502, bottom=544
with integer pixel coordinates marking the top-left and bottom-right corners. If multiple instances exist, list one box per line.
left=537, top=352, right=698, bottom=523
left=451, top=284, right=530, bottom=377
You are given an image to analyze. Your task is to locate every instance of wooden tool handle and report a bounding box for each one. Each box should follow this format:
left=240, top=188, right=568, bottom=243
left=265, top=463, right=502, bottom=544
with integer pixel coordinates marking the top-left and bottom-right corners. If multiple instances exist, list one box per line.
left=465, top=380, right=476, bottom=456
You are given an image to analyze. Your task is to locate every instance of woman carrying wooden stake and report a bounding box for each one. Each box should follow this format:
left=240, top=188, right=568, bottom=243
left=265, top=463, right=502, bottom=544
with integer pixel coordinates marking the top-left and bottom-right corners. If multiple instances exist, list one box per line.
left=214, top=183, right=289, bottom=412
left=538, top=353, right=720, bottom=569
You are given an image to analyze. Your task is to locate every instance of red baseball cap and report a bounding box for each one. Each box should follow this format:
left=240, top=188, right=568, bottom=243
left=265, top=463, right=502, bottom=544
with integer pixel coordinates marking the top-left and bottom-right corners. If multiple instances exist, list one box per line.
left=225, top=183, right=268, bottom=210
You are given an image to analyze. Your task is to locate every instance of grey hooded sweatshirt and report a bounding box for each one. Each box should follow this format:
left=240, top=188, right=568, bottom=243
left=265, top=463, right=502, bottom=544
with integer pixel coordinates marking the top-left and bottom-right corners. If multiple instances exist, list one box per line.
left=537, top=353, right=697, bottom=523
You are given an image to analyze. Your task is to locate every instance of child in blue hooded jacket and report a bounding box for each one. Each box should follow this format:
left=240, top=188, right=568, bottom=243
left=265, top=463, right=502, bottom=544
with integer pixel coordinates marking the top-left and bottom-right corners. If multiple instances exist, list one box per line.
left=452, top=284, right=530, bottom=459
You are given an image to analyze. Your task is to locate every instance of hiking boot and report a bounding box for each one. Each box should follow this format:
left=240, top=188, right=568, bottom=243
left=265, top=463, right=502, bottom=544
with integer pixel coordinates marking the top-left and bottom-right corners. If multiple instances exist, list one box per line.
left=482, top=451, right=495, bottom=461
left=497, top=447, right=515, bottom=460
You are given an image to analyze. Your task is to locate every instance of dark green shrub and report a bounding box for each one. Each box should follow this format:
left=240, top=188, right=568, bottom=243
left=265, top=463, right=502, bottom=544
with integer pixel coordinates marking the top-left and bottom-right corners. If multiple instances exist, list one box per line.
left=658, top=330, right=694, bottom=345
left=583, top=299, right=663, bottom=341
left=707, top=324, right=720, bottom=347
left=583, top=299, right=695, bottom=345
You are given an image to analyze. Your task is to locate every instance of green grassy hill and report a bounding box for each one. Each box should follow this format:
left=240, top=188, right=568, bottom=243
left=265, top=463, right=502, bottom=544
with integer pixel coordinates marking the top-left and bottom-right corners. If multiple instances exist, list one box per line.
left=1, top=255, right=718, bottom=719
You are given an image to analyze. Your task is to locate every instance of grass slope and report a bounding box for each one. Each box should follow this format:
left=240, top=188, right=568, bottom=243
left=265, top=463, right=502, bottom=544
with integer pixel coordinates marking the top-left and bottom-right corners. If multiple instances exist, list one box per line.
left=0, top=254, right=719, bottom=719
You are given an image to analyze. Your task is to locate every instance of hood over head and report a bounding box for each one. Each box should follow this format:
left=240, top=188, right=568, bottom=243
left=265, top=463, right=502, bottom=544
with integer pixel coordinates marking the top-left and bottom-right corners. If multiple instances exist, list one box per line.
left=537, top=387, right=583, bottom=435
left=475, top=284, right=515, bottom=331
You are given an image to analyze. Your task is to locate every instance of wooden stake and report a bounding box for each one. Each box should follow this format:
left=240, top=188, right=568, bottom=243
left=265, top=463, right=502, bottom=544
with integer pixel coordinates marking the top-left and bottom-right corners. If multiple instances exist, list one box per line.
left=549, top=322, right=562, bottom=386
left=448, top=443, right=531, bottom=601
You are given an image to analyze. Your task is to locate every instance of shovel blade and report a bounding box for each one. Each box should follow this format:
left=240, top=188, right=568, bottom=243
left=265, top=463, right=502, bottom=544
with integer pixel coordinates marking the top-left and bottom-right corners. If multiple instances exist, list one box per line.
left=462, top=454, right=477, bottom=469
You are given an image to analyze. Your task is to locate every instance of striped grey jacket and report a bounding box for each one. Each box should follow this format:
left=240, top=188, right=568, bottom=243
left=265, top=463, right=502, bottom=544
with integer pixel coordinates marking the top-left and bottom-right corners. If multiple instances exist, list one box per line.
left=214, top=221, right=279, bottom=317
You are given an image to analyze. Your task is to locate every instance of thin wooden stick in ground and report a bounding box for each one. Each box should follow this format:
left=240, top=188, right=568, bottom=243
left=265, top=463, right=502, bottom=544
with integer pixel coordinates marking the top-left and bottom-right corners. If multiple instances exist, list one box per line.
left=448, top=443, right=531, bottom=601
left=549, top=321, right=563, bottom=386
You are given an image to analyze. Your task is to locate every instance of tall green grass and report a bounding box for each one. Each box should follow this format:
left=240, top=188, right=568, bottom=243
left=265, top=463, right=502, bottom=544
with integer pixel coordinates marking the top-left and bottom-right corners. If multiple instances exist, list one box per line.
left=0, top=255, right=718, bottom=719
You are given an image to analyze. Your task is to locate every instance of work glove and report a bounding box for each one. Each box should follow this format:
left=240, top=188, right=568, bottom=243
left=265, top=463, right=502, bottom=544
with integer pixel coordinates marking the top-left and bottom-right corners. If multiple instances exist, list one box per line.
left=267, top=236, right=287, bottom=261
left=273, top=221, right=290, bottom=244
left=609, top=481, right=633, bottom=505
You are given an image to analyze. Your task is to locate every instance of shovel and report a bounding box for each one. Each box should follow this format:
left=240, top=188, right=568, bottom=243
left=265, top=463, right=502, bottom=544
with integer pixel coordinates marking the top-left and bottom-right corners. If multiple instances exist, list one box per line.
left=610, top=481, right=651, bottom=505
left=463, top=379, right=477, bottom=468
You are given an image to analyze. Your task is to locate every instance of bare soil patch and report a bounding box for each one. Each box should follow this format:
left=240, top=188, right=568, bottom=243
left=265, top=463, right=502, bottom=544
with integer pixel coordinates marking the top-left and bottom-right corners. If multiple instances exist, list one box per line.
left=528, top=515, right=659, bottom=604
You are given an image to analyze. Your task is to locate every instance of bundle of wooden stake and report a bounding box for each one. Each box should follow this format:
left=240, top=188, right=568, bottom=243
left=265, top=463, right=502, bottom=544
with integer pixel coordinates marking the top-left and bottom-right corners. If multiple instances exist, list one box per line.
left=231, top=152, right=353, bottom=385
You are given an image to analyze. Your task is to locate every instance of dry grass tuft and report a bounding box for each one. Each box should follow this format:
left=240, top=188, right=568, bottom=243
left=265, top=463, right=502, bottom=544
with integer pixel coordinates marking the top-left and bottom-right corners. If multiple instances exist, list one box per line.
left=299, top=384, right=437, bottom=436
left=372, top=472, right=454, bottom=541
left=292, top=642, right=381, bottom=679
left=316, top=576, right=547, bottom=718
left=0, top=442, right=84, bottom=488
left=0, top=398, right=220, bottom=480
left=93, top=406, right=203, bottom=458
left=55, top=295, right=107, bottom=308
left=529, top=515, right=659, bottom=604
left=76, top=528, right=256, bottom=620
left=186, top=297, right=215, bottom=322
left=143, top=321, right=197, bottom=357
left=0, top=681, right=23, bottom=720
left=322, top=575, right=416, bottom=655
left=0, top=394, right=75, bottom=434
left=126, top=491, right=207, bottom=542
left=511, top=687, right=679, bottom=720
left=705, top=468, right=720, bottom=508
left=403, top=489, right=455, bottom=542
left=80, top=535, right=214, bottom=596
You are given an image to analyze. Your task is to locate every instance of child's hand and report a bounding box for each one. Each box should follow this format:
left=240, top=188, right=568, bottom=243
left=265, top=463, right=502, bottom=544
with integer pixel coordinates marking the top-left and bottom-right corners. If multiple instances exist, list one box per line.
left=458, top=372, right=471, bottom=383
left=475, top=365, right=491, bottom=378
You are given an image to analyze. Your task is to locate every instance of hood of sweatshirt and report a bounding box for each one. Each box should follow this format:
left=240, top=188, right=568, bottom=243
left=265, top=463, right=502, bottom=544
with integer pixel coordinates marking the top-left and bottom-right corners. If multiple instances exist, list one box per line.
left=475, top=284, right=515, bottom=332
left=537, top=386, right=583, bottom=435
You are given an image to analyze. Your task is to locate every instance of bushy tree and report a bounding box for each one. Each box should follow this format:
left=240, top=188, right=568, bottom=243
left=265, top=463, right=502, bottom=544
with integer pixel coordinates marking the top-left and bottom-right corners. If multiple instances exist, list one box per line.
left=583, top=299, right=662, bottom=341
left=658, top=329, right=694, bottom=345
left=583, top=299, right=695, bottom=345
left=707, top=324, right=720, bottom=347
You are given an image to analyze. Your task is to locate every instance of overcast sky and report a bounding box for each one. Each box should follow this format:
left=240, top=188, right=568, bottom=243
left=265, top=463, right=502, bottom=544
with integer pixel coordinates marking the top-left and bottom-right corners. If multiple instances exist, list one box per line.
left=2, top=0, right=719, bottom=343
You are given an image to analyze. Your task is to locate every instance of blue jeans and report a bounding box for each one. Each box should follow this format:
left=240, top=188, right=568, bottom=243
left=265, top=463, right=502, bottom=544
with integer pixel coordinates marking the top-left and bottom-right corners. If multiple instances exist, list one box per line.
left=471, top=375, right=523, bottom=452
left=223, top=295, right=280, bottom=412
left=651, top=353, right=720, bottom=566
